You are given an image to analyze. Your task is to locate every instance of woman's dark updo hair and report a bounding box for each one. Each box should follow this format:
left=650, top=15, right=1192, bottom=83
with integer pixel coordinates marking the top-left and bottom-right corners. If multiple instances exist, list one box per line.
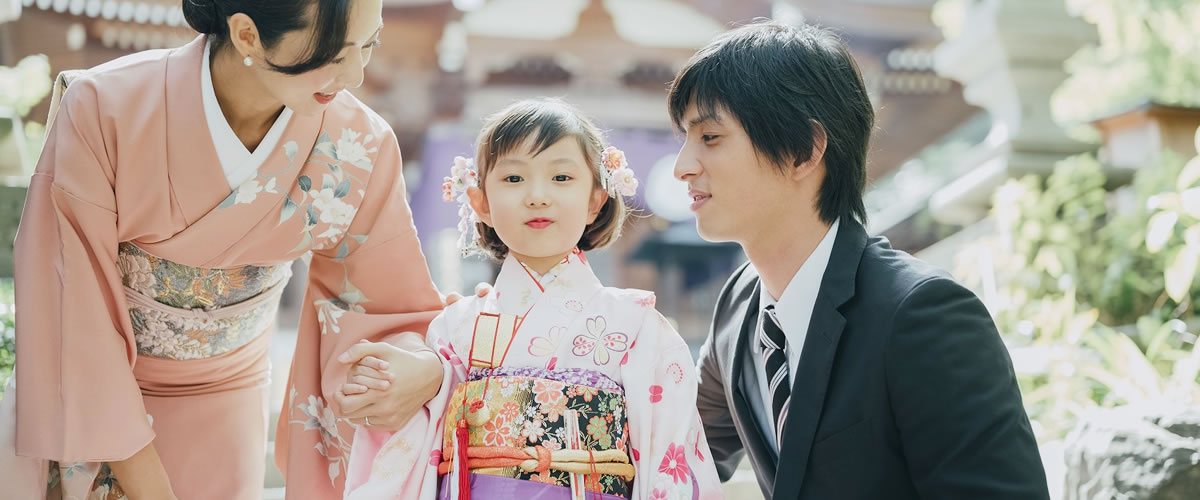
left=182, top=0, right=351, bottom=75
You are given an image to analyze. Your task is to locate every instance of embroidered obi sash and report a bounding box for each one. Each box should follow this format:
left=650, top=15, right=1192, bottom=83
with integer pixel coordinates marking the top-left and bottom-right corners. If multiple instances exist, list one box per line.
left=116, top=243, right=292, bottom=360
left=439, top=367, right=633, bottom=498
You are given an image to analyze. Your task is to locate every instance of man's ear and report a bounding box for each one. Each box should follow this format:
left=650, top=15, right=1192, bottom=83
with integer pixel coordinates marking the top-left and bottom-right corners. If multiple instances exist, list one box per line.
left=586, top=187, right=608, bottom=224
left=792, top=120, right=828, bottom=181
left=467, top=186, right=492, bottom=226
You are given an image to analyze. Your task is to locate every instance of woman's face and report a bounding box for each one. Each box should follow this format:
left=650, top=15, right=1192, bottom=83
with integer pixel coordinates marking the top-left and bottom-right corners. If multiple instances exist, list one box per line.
left=244, top=0, right=384, bottom=116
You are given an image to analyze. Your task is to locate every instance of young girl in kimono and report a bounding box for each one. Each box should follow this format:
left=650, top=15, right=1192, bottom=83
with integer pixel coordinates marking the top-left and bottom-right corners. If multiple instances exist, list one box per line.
left=342, top=98, right=724, bottom=499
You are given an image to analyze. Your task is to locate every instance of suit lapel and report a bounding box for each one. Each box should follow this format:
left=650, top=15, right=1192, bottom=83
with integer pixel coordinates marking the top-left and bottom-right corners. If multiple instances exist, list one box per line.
left=727, top=279, right=775, bottom=481
left=772, top=220, right=870, bottom=499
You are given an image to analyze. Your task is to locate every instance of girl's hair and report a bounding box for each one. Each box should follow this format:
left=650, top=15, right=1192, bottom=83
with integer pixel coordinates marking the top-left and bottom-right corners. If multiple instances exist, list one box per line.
left=472, top=98, right=628, bottom=261
left=183, top=0, right=351, bottom=75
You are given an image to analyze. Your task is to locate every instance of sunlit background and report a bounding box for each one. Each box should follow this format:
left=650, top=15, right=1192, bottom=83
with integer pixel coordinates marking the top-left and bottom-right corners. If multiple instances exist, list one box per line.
left=2, top=0, right=1199, bottom=498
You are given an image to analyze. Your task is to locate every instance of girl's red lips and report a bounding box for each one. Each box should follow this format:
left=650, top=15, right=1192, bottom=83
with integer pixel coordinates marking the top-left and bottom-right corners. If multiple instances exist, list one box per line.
left=525, top=218, right=554, bottom=229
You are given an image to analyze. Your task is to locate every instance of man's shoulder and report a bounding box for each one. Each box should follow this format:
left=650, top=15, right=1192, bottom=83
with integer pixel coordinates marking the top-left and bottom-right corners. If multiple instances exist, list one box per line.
left=852, top=236, right=969, bottom=312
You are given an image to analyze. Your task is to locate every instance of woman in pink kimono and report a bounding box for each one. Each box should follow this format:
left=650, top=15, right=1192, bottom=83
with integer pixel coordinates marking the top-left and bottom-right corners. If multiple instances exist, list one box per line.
left=342, top=99, right=724, bottom=499
left=0, top=0, right=446, bottom=498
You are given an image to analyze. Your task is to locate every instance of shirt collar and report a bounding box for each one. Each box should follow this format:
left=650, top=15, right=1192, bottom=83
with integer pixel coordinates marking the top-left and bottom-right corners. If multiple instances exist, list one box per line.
left=758, top=218, right=840, bottom=331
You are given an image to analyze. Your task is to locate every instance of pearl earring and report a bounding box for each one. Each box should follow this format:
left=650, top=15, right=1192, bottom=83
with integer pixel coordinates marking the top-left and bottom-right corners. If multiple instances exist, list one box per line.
left=243, top=56, right=252, bottom=67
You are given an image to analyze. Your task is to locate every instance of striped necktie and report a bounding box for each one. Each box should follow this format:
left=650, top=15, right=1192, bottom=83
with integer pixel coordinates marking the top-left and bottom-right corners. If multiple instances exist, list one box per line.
left=759, top=304, right=790, bottom=447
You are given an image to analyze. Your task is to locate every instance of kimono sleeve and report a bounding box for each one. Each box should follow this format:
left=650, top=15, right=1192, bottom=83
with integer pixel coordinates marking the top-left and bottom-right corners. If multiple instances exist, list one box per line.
left=13, top=79, right=155, bottom=462
left=621, top=306, right=724, bottom=500
left=294, top=127, right=444, bottom=416
left=344, top=311, right=468, bottom=499
left=275, top=127, right=444, bottom=490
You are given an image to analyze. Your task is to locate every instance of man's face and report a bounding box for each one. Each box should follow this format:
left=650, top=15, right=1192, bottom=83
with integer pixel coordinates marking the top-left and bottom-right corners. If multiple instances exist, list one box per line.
left=673, top=103, right=802, bottom=244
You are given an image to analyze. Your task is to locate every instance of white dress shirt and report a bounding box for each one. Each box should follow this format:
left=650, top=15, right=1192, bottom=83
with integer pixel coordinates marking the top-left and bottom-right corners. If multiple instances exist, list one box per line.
left=742, top=218, right=840, bottom=453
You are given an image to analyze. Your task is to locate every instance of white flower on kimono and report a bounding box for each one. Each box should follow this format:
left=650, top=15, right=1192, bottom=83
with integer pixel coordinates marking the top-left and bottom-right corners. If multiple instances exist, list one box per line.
left=317, top=225, right=345, bottom=241
left=309, top=187, right=358, bottom=227
left=335, top=128, right=377, bottom=171
left=233, top=177, right=276, bottom=206
left=298, top=394, right=341, bottom=441
left=315, top=300, right=346, bottom=335
left=93, top=483, right=115, bottom=499
left=177, top=314, right=218, bottom=333
left=134, top=310, right=207, bottom=359
left=234, top=178, right=265, bottom=205
left=337, top=279, right=370, bottom=311
left=290, top=390, right=351, bottom=486
left=522, top=414, right=547, bottom=444
left=315, top=280, right=368, bottom=335
left=571, top=316, right=629, bottom=365
left=117, top=252, right=156, bottom=296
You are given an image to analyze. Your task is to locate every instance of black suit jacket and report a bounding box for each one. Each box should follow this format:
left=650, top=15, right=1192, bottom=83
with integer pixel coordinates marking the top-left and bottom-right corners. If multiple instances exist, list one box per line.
left=696, top=220, right=1050, bottom=499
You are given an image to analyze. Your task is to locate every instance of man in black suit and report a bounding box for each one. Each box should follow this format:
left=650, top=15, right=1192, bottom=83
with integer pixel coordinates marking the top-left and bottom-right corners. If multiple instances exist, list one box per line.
left=668, top=21, right=1050, bottom=499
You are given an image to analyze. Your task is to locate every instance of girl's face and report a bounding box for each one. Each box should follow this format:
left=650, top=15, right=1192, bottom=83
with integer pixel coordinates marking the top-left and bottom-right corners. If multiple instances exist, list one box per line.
left=469, top=136, right=608, bottom=271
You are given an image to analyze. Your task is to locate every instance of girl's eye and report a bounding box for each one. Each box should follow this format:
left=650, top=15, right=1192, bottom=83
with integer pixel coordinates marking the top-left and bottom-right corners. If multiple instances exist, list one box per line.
left=553, top=174, right=572, bottom=182
left=504, top=175, right=523, bottom=183
left=701, top=134, right=718, bottom=143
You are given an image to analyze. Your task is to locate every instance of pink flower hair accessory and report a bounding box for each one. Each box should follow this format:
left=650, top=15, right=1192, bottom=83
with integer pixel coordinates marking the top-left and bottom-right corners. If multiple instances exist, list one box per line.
left=601, top=146, right=638, bottom=198
left=442, top=156, right=481, bottom=254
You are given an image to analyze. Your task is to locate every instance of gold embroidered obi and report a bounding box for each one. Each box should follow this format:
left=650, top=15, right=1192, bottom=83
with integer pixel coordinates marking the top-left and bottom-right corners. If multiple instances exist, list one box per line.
left=117, top=243, right=292, bottom=360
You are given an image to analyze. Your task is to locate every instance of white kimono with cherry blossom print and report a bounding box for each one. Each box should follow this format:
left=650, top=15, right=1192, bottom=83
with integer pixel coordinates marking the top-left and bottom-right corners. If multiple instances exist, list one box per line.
left=346, top=251, right=724, bottom=499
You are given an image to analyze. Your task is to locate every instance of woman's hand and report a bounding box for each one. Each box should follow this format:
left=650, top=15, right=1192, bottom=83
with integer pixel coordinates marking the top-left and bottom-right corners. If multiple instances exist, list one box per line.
left=335, top=284, right=490, bottom=430
left=440, top=282, right=492, bottom=307
left=334, top=334, right=444, bottom=431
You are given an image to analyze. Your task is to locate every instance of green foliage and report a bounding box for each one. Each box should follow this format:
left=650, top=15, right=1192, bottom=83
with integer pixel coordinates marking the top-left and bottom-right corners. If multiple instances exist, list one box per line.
left=0, top=55, right=52, bottom=117
left=946, top=0, right=1200, bottom=440
left=1052, top=0, right=1200, bottom=125
left=0, top=54, right=52, bottom=172
left=956, top=146, right=1200, bottom=441
left=0, top=279, right=13, bottom=399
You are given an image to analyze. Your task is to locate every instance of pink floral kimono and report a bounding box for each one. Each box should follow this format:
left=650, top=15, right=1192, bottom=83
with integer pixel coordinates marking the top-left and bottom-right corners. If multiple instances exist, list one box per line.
left=0, top=36, right=442, bottom=499
left=345, top=251, right=724, bottom=500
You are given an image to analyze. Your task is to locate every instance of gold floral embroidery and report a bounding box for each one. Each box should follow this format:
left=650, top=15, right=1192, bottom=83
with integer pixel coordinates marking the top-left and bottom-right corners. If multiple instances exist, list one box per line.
left=118, top=244, right=291, bottom=360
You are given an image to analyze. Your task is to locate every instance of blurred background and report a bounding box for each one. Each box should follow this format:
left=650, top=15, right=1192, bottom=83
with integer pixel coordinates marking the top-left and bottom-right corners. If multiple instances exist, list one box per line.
left=1, top=0, right=1199, bottom=498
